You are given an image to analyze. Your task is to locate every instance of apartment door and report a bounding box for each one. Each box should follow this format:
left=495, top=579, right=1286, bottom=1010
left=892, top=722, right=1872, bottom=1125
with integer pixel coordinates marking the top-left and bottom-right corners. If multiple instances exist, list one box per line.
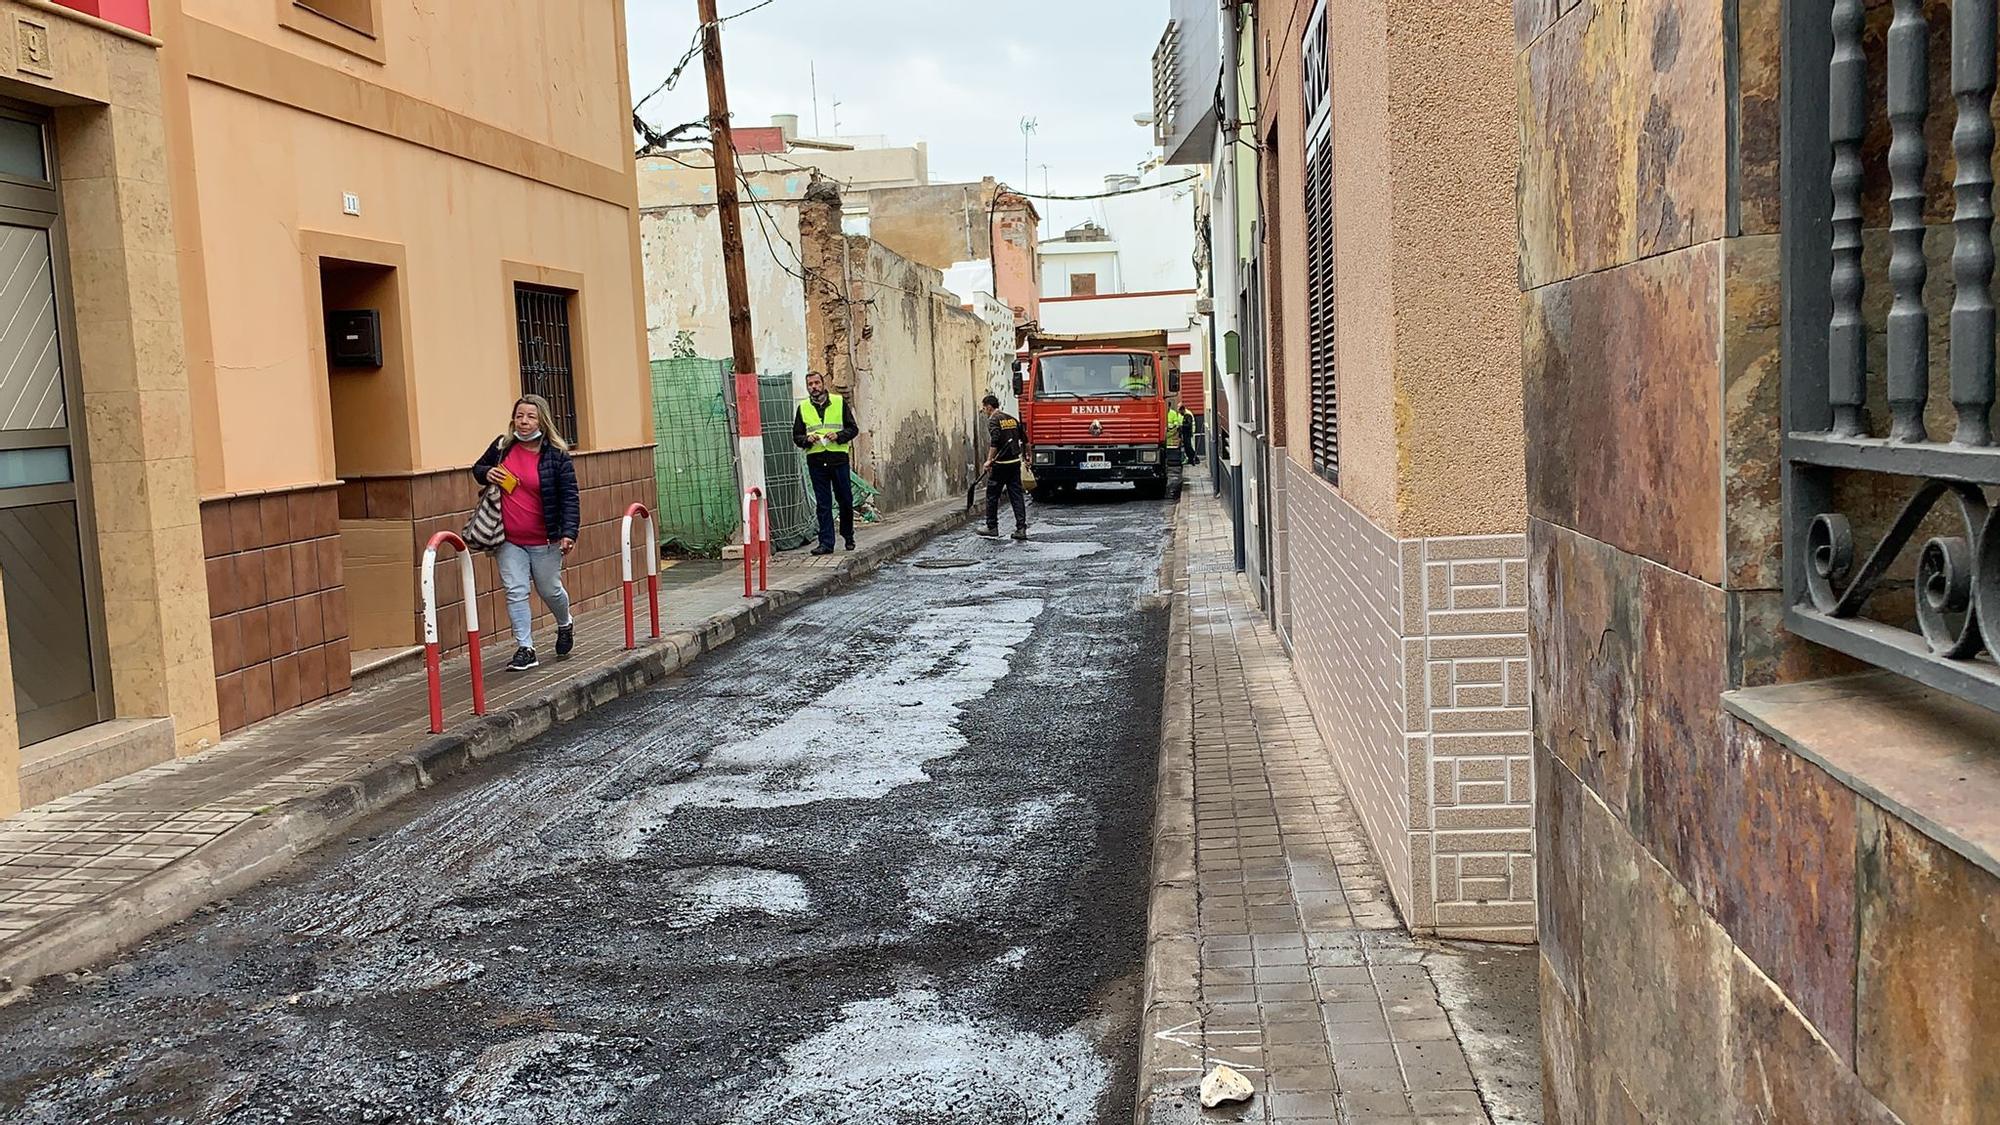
left=0, top=108, right=105, bottom=744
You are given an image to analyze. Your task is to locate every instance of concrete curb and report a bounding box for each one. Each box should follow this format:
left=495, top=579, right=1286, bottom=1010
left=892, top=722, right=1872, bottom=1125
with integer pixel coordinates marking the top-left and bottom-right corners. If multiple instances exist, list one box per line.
left=1134, top=505, right=1207, bottom=1123
left=0, top=503, right=969, bottom=996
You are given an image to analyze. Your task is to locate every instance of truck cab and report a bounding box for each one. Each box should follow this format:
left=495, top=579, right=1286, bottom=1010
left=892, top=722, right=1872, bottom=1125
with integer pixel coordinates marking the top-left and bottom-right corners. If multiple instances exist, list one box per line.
left=1015, top=332, right=1177, bottom=499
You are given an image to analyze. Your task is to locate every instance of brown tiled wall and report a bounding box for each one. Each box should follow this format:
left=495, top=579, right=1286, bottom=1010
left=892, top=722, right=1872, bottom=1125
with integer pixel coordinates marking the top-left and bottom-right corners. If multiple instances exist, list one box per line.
left=340, top=446, right=657, bottom=659
left=200, top=486, right=351, bottom=735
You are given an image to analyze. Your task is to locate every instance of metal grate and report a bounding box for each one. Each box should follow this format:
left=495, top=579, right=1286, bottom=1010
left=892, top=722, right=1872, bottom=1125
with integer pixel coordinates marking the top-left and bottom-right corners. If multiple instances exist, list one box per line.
left=515, top=285, right=579, bottom=446
left=1781, top=0, right=2000, bottom=711
left=756, top=375, right=815, bottom=551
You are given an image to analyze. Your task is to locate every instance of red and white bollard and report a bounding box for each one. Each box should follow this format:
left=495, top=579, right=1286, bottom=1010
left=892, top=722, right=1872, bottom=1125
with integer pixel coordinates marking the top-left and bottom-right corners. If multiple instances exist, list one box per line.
left=742, top=487, right=770, bottom=597
left=621, top=503, right=661, bottom=650
left=421, top=531, right=487, bottom=735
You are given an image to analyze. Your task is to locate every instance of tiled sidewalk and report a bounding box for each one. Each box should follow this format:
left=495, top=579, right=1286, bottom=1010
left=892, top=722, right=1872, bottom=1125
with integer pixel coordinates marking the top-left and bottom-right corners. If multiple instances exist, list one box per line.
left=0, top=501, right=957, bottom=947
left=1145, top=489, right=1499, bottom=1124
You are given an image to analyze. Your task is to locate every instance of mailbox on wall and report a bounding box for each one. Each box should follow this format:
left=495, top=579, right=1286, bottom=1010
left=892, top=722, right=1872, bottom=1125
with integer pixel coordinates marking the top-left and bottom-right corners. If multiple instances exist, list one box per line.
left=326, top=309, right=383, bottom=369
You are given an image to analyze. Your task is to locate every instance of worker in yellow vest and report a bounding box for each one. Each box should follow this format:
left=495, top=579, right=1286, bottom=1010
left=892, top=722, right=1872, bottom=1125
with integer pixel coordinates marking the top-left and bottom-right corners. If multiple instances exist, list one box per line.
left=793, top=371, right=862, bottom=555
left=1166, top=392, right=1196, bottom=501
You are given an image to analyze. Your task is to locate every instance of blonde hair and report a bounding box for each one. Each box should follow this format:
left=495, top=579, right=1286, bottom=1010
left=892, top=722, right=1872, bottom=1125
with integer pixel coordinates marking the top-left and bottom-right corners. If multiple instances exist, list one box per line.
left=501, top=394, right=570, bottom=452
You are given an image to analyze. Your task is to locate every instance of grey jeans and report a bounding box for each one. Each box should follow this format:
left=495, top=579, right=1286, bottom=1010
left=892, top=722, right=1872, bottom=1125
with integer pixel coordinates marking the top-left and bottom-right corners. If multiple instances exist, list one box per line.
left=496, top=542, right=572, bottom=649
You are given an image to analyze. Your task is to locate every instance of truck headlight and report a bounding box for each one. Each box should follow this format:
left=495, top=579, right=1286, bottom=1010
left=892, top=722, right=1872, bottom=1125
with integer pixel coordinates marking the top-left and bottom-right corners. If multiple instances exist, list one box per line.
left=1033, top=451, right=1052, bottom=465
left=1140, top=450, right=1161, bottom=464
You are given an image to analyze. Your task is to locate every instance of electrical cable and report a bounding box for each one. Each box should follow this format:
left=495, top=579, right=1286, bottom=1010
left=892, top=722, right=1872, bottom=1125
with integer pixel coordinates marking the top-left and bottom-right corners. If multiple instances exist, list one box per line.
left=632, top=2, right=779, bottom=153
left=1007, top=175, right=1203, bottom=202
left=720, top=0, right=777, bottom=21
left=724, top=142, right=932, bottom=302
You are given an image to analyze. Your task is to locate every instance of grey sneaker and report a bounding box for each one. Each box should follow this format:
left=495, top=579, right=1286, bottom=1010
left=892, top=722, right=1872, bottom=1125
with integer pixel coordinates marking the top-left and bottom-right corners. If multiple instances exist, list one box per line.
left=1011, top=528, right=1029, bottom=541
left=508, top=647, right=538, bottom=672
left=977, top=527, right=1000, bottom=539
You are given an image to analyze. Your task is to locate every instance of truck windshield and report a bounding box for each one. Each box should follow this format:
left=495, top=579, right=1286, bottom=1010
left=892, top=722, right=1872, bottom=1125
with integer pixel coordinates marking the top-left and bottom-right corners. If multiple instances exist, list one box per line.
left=1036, top=353, right=1156, bottom=398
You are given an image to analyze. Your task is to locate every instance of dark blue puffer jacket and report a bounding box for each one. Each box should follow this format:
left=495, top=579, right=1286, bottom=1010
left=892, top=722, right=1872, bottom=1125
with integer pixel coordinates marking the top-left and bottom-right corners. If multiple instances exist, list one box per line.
left=470, top=437, right=581, bottom=542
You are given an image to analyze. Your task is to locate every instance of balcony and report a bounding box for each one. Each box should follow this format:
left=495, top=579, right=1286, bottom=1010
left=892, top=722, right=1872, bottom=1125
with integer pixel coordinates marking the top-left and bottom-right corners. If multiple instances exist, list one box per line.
left=49, top=1, right=150, bottom=35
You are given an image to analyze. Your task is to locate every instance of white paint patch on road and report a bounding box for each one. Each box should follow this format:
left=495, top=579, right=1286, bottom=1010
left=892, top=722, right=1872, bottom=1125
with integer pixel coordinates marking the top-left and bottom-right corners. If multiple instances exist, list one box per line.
left=904, top=797, right=1079, bottom=925
left=928, top=796, right=1070, bottom=849
left=659, top=866, right=811, bottom=930
left=442, top=1032, right=653, bottom=1125
left=1012, top=538, right=1110, bottom=562
left=303, top=941, right=487, bottom=1007
left=601, top=599, right=1044, bottom=851
left=725, top=988, right=1110, bottom=1124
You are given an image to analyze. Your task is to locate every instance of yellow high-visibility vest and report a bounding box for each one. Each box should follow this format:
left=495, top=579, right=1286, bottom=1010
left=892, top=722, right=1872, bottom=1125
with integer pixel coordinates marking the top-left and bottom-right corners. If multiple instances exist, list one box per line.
left=800, top=395, right=851, bottom=455
left=1166, top=407, right=1186, bottom=448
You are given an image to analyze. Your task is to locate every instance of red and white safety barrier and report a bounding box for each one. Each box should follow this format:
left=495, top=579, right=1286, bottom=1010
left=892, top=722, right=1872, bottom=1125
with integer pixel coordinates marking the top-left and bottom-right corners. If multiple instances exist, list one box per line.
left=742, top=487, right=770, bottom=597
left=421, top=530, right=487, bottom=735
left=621, top=503, right=661, bottom=650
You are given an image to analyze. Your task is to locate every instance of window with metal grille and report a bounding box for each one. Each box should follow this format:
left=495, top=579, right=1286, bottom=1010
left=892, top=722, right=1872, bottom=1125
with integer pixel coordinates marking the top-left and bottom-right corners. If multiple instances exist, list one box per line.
left=514, top=285, right=579, bottom=447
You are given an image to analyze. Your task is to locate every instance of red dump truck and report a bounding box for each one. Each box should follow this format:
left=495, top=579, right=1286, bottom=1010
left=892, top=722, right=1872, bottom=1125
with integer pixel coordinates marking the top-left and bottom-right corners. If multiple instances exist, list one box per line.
left=1012, top=329, right=1178, bottom=499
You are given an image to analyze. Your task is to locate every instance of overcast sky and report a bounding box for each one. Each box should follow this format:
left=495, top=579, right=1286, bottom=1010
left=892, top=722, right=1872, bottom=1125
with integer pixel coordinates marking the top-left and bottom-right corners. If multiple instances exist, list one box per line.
left=626, top=0, right=1171, bottom=231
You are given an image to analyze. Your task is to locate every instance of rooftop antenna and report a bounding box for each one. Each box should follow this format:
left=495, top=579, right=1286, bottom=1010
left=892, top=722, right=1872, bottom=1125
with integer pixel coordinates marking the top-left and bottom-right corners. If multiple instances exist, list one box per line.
left=811, top=62, right=820, bottom=135
left=1019, top=116, right=1038, bottom=198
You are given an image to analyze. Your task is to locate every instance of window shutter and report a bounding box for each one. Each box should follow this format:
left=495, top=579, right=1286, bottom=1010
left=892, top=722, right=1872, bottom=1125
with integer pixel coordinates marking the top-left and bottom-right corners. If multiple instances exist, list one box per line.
left=1303, top=141, right=1337, bottom=482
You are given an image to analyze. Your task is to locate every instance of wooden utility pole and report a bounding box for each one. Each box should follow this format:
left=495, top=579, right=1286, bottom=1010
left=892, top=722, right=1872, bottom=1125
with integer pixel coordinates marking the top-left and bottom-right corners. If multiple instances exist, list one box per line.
left=699, top=0, right=757, bottom=380
left=697, top=0, right=769, bottom=532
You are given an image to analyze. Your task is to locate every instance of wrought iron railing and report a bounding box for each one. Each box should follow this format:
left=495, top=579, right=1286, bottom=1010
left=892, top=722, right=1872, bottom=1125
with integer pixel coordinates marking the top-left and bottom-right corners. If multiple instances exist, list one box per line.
left=1783, top=0, right=2000, bottom=710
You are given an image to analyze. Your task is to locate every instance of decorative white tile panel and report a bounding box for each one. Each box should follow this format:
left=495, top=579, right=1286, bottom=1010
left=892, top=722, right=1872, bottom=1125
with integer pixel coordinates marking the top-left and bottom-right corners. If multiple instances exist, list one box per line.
left=1280, top=475, right=1535, bottom=941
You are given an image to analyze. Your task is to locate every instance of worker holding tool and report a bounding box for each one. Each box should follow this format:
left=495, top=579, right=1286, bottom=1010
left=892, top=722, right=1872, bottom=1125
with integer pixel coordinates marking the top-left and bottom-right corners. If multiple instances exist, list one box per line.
left=977, top=394, right=1028, bottom=541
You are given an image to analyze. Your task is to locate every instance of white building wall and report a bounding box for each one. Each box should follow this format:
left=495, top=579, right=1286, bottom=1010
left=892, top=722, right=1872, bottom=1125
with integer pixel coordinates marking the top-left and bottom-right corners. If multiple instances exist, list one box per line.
left=1039, top=246, right=1122, bottom=298
left=638, top=202, right=809, bottom=382
left=1092, top=165, right=1201, bottom=292
left=1038, top=291, right=1201, bottom=338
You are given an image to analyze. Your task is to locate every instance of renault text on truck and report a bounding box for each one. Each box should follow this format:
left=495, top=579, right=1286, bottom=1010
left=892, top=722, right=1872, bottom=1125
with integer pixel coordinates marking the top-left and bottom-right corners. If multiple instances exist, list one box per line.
left=1013, top=330, right=1177, bottom=499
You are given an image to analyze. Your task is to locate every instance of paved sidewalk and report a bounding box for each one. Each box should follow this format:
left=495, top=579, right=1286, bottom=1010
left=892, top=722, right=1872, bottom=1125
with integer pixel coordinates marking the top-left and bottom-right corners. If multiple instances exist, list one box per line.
left=0, top=499, right=963, bottom=987
left=1140, top=487, right=1537, bottom=1124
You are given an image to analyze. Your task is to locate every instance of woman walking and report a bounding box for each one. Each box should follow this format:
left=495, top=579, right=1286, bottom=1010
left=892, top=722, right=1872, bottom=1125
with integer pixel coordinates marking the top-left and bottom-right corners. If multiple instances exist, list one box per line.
left=472, top=395, right=581, bottom=671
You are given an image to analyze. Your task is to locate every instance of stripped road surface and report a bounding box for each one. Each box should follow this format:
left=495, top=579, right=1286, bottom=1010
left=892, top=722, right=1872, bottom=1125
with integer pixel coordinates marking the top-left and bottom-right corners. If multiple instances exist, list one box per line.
left=0, top=498, right=1170, bottom=1125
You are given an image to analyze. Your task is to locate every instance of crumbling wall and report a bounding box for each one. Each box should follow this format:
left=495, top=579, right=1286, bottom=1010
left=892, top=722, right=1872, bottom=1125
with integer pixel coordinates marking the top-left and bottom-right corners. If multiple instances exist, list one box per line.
left=813, top=236, right=985, bottom=514
left=973, top=293, right=1018, bottom=414
left=865, top=180, right=995, bottom=270
left=799, top=180, right=854, bottom=394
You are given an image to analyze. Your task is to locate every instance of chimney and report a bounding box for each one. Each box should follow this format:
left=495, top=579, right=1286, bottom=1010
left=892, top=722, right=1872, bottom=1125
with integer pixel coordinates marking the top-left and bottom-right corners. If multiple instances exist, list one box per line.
left=772, top=113, right=800, bottom=142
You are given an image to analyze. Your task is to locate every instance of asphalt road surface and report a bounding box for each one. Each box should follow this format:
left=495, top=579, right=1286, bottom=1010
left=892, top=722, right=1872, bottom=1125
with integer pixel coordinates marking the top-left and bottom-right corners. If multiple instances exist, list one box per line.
left=0, top=495, right=1171, bottom=1125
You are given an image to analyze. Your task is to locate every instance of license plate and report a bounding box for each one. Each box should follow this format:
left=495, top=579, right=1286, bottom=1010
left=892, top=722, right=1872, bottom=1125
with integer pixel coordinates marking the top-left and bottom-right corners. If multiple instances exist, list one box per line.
left=1082, top=456, right=1110, bottom=470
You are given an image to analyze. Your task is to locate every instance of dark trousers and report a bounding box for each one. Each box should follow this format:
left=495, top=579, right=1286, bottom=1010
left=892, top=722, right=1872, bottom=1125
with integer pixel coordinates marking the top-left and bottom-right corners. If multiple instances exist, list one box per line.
left=808, top=456, right=854, bottom=548
left=986, top=461, right=1027, bottom=530
left=1167, top=447, right=1187, bottom=500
